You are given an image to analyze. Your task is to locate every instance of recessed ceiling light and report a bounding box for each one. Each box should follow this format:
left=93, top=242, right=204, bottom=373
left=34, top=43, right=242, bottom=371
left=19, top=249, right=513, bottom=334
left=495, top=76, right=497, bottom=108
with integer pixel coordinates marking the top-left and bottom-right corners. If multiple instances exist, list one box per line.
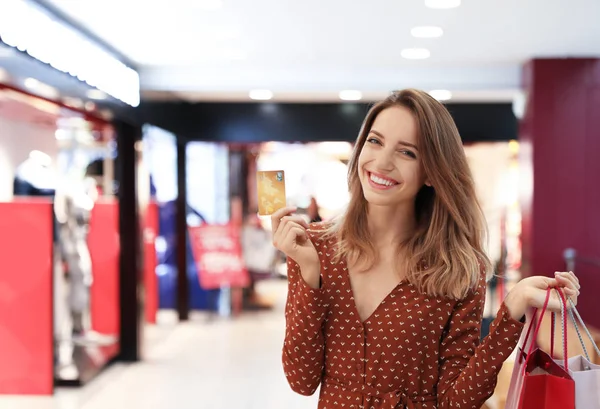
left=191, top=0, right=223, bottom=10
left=401, top=48, right=431, bottom=60
left=86, top=89, right=107, bottom=100
left=249, top=89, right=273, bottom=101
left=339, top=90, right=362, bottom=101
left=429, top=89, right=452, bottom=101
left=63, top=97, right=84, bottom=109
left=24, top=77, right=41, bottom=90
left=425, top=0, right=461, bottom=9
left=23, top=77, right=59, bottom=99
left=411, top=26, right=444, bottom=38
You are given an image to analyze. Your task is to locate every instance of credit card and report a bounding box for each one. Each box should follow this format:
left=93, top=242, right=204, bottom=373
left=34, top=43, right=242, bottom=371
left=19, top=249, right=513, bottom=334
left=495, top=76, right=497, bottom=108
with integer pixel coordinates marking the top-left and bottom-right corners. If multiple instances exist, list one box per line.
left=257, top=170, right=286, bottom=216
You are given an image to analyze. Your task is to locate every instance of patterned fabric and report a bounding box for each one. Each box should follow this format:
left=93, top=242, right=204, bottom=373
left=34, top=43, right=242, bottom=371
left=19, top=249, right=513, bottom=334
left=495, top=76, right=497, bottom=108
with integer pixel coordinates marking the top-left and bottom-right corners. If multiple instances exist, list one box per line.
left=282, top=223, right=525, bottom=409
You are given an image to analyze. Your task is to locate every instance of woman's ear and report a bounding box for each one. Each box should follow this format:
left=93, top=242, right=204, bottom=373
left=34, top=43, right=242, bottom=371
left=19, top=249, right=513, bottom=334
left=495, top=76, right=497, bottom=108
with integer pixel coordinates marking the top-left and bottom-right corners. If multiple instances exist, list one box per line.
left=425, top=180, right=432, bottom=187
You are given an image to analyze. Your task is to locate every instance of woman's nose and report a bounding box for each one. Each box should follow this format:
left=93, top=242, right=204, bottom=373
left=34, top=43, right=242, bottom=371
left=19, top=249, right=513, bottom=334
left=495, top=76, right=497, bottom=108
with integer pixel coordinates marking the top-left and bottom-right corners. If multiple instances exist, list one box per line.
left=373, top=148, right=395, bottom=171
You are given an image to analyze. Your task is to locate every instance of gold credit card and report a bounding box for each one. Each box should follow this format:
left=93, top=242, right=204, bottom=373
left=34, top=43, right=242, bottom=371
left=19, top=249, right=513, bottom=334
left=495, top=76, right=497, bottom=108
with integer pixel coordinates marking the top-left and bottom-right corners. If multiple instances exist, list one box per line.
left=257, top=170, right=286, bottom=216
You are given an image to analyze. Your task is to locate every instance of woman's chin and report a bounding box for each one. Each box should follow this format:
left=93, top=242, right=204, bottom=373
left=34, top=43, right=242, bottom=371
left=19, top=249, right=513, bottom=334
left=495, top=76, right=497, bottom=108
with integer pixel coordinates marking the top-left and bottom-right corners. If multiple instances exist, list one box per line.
left=363, top=192, right=397, bottom=207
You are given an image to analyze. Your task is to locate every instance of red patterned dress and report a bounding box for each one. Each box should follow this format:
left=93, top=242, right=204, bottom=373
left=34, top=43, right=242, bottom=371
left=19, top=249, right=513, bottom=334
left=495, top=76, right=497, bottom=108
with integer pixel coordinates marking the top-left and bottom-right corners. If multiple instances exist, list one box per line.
left=282, top=224, right=524, bottom=409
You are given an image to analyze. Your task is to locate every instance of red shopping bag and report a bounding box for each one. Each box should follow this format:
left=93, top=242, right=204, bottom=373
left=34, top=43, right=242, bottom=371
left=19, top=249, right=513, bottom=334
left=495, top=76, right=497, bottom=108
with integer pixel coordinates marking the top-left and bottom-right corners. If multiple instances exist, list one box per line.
left=505, top=288, right=575, bottom=409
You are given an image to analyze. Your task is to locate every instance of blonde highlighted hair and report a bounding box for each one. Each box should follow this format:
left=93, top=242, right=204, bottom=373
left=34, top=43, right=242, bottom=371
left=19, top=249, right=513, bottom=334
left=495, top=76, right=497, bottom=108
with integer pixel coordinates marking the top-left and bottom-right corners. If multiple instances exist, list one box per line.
left=327, top=89, right=491, bottom=300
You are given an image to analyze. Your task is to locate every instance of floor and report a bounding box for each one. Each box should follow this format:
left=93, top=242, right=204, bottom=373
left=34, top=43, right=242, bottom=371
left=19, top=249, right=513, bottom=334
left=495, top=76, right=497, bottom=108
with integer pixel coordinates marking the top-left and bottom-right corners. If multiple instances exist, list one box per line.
left=0, top=280, right=319, bottom=409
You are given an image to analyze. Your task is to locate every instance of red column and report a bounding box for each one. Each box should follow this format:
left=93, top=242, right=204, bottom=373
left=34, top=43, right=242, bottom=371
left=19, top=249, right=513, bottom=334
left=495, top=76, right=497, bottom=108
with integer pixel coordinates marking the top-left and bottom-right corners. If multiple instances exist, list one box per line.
left=519, top=58, right=600, bottom=328
left=143, top=201, right=159, bottom=324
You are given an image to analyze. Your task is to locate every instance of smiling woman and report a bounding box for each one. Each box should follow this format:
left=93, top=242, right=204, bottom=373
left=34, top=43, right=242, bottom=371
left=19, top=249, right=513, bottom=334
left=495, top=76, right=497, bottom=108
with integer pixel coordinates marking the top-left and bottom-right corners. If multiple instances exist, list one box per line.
left=331, top=89, right=486, bottom=300
left=271, top=89, right=581, bottom=409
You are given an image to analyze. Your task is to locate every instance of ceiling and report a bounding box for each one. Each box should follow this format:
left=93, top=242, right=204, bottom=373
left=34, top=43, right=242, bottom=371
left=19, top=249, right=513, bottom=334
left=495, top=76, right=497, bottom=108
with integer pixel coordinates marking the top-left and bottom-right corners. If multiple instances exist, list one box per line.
left=45, top=0, right=600, bottom=103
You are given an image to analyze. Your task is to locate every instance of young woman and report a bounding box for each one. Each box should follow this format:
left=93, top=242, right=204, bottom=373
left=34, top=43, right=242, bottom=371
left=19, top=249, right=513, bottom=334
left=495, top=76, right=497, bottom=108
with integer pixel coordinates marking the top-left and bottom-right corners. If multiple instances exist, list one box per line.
left=271, top=89, right=581, bottom=409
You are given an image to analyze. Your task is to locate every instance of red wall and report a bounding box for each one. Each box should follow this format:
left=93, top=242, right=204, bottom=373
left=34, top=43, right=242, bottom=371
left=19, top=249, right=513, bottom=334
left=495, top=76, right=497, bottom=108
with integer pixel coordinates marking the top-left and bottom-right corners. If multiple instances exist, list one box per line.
left=89, top=199, right=120, bottom=337
left=520, top=59, right=600, bottom=329
left=0, top=200, right=53, bottom=394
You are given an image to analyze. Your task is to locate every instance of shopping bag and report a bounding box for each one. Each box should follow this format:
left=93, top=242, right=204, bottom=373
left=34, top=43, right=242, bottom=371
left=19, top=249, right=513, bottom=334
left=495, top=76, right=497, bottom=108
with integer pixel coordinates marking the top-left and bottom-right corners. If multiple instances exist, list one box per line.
left=554, top=293, right=600, bottom=408
left=567, top=355, right=600, bottom=408
left=505, top=288, right=575, bottom=409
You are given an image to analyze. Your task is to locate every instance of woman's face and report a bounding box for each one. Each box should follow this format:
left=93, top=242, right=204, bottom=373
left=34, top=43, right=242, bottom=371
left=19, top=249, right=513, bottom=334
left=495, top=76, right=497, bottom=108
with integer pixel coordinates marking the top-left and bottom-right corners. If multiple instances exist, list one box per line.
left=357, top=106, right=428, bottom=208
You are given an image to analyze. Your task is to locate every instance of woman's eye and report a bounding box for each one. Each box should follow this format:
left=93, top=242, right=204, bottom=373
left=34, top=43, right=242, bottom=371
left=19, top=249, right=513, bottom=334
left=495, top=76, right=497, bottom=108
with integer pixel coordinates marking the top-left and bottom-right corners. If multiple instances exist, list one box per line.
left=400, top=150, right=417, bottom=159
left=366, top=138, right=381, bottom=145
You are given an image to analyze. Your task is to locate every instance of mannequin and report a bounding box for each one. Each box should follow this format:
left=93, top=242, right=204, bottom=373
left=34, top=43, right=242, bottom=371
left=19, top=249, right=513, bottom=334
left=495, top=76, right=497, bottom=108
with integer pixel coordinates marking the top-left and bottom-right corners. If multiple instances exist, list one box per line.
left=54, top=127, right=98, bottom=339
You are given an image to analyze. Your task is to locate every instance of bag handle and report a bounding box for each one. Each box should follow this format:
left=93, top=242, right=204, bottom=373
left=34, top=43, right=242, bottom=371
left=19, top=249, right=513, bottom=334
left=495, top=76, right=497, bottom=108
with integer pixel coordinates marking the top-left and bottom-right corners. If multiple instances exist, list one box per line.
left=551, top=288, right=569, bottom=363
left=519, top=302, right=541, bottom=364
left=565, top=295, right=600, bottom=360
left=523, top=288, right=569, bottom=374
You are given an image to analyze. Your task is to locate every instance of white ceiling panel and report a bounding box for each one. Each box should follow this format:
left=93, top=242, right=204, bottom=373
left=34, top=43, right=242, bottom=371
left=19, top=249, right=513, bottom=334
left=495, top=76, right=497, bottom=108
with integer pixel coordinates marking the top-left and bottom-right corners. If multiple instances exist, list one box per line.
left=45, top=0, right=600, bottom=102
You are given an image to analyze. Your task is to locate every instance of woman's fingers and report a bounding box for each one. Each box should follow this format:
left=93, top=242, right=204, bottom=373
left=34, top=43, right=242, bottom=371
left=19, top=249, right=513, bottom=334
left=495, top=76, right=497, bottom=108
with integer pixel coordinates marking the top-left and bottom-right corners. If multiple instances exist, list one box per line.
left=569, top=271, right=580, bottom=288
left=274, top=220, right=307, bottom=252
left=284, top=226, right=308, bottom=249
left=271, top=207, right=297, bottom=234
left=554, top=271, right=580, bottom=294
left=281, top=215, right=310, bottom=230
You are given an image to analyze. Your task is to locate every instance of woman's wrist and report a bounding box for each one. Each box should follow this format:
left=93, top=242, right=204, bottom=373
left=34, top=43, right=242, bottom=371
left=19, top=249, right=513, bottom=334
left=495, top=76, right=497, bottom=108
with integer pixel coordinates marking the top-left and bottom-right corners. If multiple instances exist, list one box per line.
left=504, top=286, right=530, bottom=321
left=298, top=261, right=321, bottom=289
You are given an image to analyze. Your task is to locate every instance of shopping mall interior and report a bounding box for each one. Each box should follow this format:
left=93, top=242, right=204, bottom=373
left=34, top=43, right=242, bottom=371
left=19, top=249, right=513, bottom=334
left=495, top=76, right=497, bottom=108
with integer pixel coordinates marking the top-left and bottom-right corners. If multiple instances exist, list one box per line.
left=0, top=1, right=599, bottom=408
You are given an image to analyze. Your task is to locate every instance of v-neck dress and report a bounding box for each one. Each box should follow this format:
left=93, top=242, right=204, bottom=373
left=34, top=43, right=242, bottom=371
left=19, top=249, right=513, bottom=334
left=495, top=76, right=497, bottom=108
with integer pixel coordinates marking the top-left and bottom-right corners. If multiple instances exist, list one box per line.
left=282, top=223, right=525, bottom=409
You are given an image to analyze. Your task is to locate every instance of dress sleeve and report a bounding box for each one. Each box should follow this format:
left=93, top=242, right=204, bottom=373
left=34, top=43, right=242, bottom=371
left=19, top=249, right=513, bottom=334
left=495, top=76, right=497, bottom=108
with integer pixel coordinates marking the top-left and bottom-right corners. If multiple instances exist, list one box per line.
left=437, top=275, right=525, bottom=409
left=281, top=256, right=328, bottom=396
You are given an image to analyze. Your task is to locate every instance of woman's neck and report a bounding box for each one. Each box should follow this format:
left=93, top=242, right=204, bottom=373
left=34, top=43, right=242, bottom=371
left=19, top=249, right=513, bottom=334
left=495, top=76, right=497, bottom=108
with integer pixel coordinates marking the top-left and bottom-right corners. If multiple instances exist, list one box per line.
left=366, top=201, right=417, bottom=247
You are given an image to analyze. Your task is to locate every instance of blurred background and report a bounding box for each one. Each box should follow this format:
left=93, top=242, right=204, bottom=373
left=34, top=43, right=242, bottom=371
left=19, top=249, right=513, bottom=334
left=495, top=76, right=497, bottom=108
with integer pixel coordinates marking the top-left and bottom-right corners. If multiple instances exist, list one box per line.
left=0, top=0, right=598, bottom=408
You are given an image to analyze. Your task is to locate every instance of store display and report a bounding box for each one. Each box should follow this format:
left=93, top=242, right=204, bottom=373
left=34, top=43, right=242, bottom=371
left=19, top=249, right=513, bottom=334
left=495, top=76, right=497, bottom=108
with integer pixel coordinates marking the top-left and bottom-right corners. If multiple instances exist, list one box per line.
left=52, top=118, right=118, bottom=384
left=143, top=128, right=230, bottom=311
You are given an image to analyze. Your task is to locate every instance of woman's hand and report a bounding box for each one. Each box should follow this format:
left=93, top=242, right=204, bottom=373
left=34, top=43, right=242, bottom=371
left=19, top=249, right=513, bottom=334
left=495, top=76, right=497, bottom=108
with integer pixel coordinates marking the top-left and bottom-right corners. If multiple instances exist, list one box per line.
left=271, top=207, right=321, bottom=287
left=504, top=271, right=580, bottom=321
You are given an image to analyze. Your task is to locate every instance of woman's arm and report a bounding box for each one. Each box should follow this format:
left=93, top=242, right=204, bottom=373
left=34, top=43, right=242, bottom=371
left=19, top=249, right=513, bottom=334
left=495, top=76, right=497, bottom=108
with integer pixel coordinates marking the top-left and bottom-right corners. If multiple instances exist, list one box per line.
left=282, top=257, right=327, bottom=396
left=436, top=275, right=524, bottom=409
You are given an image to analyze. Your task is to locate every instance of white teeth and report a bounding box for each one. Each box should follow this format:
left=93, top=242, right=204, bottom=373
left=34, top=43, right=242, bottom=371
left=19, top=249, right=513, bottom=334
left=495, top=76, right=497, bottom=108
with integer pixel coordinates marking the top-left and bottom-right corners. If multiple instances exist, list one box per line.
left=370, top=173, right=396, bottom=186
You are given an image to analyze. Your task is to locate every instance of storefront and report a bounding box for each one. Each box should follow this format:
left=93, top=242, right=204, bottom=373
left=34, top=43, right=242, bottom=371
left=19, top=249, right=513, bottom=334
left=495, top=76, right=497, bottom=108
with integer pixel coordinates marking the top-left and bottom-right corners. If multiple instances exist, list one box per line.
left=0, top=0, right=145, bottom=394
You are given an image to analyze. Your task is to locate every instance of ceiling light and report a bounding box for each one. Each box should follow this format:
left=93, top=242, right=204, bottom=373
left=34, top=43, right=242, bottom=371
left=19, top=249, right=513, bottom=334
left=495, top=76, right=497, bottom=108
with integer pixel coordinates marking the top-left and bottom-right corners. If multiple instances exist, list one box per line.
left=429, top=90, right=452, bottom=101
left=191, top=0, right=223, bottom=10
left=249, top=90, right=273, bottom=101
left=339, top=90, right=362, bottom=101
left=411, top=26, right=444, bottom=38
left=425, top=0, right=461, bottom=9
left=86, top=89, right=108, bottom=100
left=23, top=77, right=60, bottom=99
left=401, top=48, right=431, bottom=60
left=24, top=77, right=41, bottom=90
left=63, top=97, right=84, bottom=109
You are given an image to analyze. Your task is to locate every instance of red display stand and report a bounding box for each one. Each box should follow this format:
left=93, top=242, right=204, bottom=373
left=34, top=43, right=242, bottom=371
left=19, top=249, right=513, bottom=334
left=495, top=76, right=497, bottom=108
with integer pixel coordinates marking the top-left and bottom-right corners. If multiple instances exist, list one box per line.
left=143, top=201, right=158, bottom=324
left=88, top=199, right=120, bottom=338
left=0, top=200, right=53, bottom=395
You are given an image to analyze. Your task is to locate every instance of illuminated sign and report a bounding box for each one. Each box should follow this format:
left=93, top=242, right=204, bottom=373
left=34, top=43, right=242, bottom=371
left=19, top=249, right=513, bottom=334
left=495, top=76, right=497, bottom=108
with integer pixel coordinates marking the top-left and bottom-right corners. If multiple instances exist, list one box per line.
left=0, top=0, right=140, bottom=107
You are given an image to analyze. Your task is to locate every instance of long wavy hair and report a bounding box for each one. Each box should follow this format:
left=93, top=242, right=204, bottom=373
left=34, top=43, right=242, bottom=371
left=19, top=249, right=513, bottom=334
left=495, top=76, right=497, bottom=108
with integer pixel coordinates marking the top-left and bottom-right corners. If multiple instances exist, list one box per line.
left=327, top=89, right=491, bottom=300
